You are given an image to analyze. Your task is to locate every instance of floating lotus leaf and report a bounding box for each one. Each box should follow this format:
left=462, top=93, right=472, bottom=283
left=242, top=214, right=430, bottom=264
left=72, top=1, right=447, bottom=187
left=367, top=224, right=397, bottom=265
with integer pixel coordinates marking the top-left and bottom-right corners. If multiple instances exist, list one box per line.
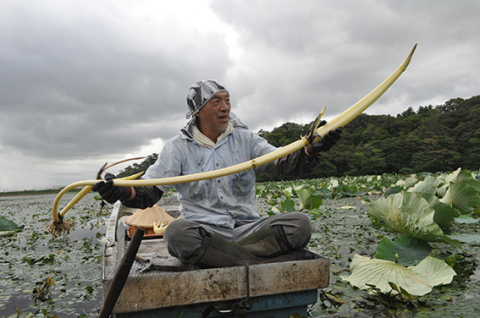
left=295, top=188, right=322, bottom=210
left=447, top=233, right=480, bottom=245
left=342, top=254, right=456, bottom=296
left=453, top=215, right=480, bottom=224
left=376, top=236, right=432, bottom=266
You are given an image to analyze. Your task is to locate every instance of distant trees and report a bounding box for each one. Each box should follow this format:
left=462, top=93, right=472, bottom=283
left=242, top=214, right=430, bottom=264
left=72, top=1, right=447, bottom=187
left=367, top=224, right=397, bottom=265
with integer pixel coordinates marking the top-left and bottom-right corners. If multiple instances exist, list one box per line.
left=117, top=153, right=158, bottom=178
left=118, top=95, right=480, bottom=181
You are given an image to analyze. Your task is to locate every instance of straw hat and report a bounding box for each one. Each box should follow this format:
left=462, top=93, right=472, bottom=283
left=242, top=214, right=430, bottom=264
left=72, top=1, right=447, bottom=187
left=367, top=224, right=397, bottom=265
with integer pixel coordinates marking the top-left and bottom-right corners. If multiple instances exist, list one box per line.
left=125, top=205, right=175, bottom=229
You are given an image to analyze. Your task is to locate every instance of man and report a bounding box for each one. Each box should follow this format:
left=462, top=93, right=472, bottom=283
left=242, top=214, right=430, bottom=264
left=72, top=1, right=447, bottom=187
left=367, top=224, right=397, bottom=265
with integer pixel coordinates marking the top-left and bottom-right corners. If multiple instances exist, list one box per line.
left=93, top=80, right=342, bottom=268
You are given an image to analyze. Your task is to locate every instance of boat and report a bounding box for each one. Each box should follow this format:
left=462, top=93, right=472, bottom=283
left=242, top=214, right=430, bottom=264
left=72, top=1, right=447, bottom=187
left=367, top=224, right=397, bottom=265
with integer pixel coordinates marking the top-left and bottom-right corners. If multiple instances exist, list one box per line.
left=101, top=196, right=330, bottom=317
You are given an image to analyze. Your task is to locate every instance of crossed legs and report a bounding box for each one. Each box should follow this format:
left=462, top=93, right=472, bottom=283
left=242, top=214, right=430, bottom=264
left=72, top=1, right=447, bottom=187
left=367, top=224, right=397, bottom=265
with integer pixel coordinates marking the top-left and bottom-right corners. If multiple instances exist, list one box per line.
left=163, top=212, right=313, bottom=268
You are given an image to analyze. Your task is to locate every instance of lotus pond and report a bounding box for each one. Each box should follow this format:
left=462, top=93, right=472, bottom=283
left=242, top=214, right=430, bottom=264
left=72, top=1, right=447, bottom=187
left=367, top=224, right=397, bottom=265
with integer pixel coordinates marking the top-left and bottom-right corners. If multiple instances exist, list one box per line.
left=1, top=170, right=480, bottom=317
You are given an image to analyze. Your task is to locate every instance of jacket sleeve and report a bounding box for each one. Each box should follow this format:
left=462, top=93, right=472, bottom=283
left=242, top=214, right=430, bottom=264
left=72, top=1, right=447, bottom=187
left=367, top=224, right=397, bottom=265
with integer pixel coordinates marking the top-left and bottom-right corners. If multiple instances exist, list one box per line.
left=275, top=148, right=322, bottom=178
left=122, top=186, right=164, bottom=209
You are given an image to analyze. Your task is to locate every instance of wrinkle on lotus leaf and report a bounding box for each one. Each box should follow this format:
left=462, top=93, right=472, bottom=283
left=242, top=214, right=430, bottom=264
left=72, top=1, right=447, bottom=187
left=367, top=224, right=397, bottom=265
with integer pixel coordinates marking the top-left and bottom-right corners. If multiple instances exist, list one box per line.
left=368, top=192, right=461, bottom=247
left=342, top=254, right=456, bottom=296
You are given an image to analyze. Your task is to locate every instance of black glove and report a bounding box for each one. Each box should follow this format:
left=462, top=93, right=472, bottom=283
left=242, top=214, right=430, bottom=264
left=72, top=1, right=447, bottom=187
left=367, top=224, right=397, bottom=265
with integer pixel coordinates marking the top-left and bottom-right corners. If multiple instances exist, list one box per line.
left=305, top=120, right=343, bottom=156
left=92, top=173, right=133, bottom=204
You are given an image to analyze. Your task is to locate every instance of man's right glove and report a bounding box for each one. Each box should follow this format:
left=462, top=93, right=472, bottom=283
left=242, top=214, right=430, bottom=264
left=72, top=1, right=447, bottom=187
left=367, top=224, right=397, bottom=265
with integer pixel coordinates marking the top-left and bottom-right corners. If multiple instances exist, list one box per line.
left=92, top=173, right=135, bottom=204
left=304, top=120, right=343, bottom=156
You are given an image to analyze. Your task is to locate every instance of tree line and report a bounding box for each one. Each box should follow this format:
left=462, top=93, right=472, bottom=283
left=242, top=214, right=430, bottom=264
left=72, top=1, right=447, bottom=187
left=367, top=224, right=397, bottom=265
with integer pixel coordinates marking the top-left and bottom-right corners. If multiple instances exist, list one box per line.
left=119, top=95, right=480, bottom=181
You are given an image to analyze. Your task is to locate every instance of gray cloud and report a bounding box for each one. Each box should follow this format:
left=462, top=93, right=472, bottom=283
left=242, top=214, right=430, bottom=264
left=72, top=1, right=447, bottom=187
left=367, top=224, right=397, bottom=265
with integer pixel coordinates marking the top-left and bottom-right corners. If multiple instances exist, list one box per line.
left=1, top=0, right=479, bottom=191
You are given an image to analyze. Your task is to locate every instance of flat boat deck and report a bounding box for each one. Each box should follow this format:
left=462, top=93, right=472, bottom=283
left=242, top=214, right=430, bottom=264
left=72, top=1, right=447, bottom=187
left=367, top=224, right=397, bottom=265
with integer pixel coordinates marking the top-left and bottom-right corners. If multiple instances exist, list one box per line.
left=101, top=198, right=330, bottom=317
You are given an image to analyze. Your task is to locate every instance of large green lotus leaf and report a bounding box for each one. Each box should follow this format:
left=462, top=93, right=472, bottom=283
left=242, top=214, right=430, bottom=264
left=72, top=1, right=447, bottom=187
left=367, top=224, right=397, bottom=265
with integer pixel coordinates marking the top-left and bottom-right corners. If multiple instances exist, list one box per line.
left=0, top=216, right=21, bottom=232
left=342, top=255, right=455, bottom=296
left=376, top=236, right=432, bottom=266
left=440, top=182, right=480, bottom=215
left=368, top=192, right=461, bottom=247
left=417, top=193, right=459, bottom=229
left=407, top=175, right=441, bottom=194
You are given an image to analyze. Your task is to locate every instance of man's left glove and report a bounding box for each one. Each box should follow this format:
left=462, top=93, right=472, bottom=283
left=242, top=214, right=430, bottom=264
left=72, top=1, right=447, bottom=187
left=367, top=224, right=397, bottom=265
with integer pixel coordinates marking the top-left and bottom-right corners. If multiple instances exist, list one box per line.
left=92, top=173, right=134, bottom=204
left=305, top=120, right=343, bottom=156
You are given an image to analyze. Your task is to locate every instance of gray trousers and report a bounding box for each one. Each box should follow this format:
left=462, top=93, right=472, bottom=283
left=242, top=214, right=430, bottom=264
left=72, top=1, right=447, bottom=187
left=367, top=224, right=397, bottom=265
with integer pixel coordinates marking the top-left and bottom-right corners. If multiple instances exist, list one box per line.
left=164, top=212, right=312, bottom=263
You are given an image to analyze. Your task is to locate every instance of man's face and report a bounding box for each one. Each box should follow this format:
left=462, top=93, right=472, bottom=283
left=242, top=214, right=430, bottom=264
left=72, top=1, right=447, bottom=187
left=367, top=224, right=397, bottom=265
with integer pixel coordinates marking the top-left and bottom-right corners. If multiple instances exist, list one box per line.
left=196, top=91, right=231, bottom=135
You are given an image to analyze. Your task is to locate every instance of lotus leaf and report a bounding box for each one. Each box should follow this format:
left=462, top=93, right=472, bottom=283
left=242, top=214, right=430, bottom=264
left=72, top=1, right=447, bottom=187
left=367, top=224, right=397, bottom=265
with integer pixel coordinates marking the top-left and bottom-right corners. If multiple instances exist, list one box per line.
left=445, top=168, right=472, bottom=183
left=376, top=236, right=432, bottom=266
left=385, top=186, right=402, bottom=197
left=407, top=175, right=441, bottom=194
left=281, top=199, right=296, bottom=213
left=295, top=188, right=322, bottom=210
left=417, top=193, right=459, bottom=229
left=368, top=192, right=461, bottom=247
left=447, top=233, right=480, bottom=245
left=454, top=215, right=480, bottom=224
left=342, top=254, right=456, bottom=296
left=440, top=182, right=480, bottom=215
left=0, top=216, right=21, bottom=232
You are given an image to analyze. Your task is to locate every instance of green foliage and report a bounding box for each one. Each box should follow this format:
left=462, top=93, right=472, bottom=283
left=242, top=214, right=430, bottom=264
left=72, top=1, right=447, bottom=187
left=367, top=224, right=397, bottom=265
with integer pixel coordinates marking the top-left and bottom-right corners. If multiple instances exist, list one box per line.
left=256, top=95, right=480, bottom=181
left=117, top=153, right=158, bottom=178
left=368, top=191, right=461, bottom=247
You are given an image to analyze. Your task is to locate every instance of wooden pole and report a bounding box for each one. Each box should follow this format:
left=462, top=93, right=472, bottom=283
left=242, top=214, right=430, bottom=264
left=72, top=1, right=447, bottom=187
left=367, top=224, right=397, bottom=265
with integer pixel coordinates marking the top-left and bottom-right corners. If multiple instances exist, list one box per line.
left=98, top=227, right=145, bottom=318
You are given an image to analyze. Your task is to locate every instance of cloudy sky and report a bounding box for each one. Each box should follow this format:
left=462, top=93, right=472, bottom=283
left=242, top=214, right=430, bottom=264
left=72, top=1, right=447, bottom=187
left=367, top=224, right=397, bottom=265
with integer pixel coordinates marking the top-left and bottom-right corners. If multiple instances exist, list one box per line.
left=1, top=0, right=479, bottom=192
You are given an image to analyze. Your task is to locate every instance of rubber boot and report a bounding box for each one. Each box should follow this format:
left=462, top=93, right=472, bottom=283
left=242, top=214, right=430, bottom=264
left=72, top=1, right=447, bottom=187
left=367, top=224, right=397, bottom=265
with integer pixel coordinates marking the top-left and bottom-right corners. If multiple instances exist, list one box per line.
left=236, top=226, right=291, bottom=258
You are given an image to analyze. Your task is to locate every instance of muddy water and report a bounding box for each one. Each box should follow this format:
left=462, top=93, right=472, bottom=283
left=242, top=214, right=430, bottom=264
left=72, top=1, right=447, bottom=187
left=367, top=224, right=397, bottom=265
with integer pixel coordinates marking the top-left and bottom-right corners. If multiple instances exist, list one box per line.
left=1, top=193, right=480, bottom=317
left=0, top=193, right=108, bottom=317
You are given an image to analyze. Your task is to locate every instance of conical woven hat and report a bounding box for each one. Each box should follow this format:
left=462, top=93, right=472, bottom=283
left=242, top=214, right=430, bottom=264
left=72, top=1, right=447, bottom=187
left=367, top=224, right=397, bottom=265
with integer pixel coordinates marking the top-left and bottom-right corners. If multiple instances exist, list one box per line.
left=125, top=205, right=175, bottom=228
